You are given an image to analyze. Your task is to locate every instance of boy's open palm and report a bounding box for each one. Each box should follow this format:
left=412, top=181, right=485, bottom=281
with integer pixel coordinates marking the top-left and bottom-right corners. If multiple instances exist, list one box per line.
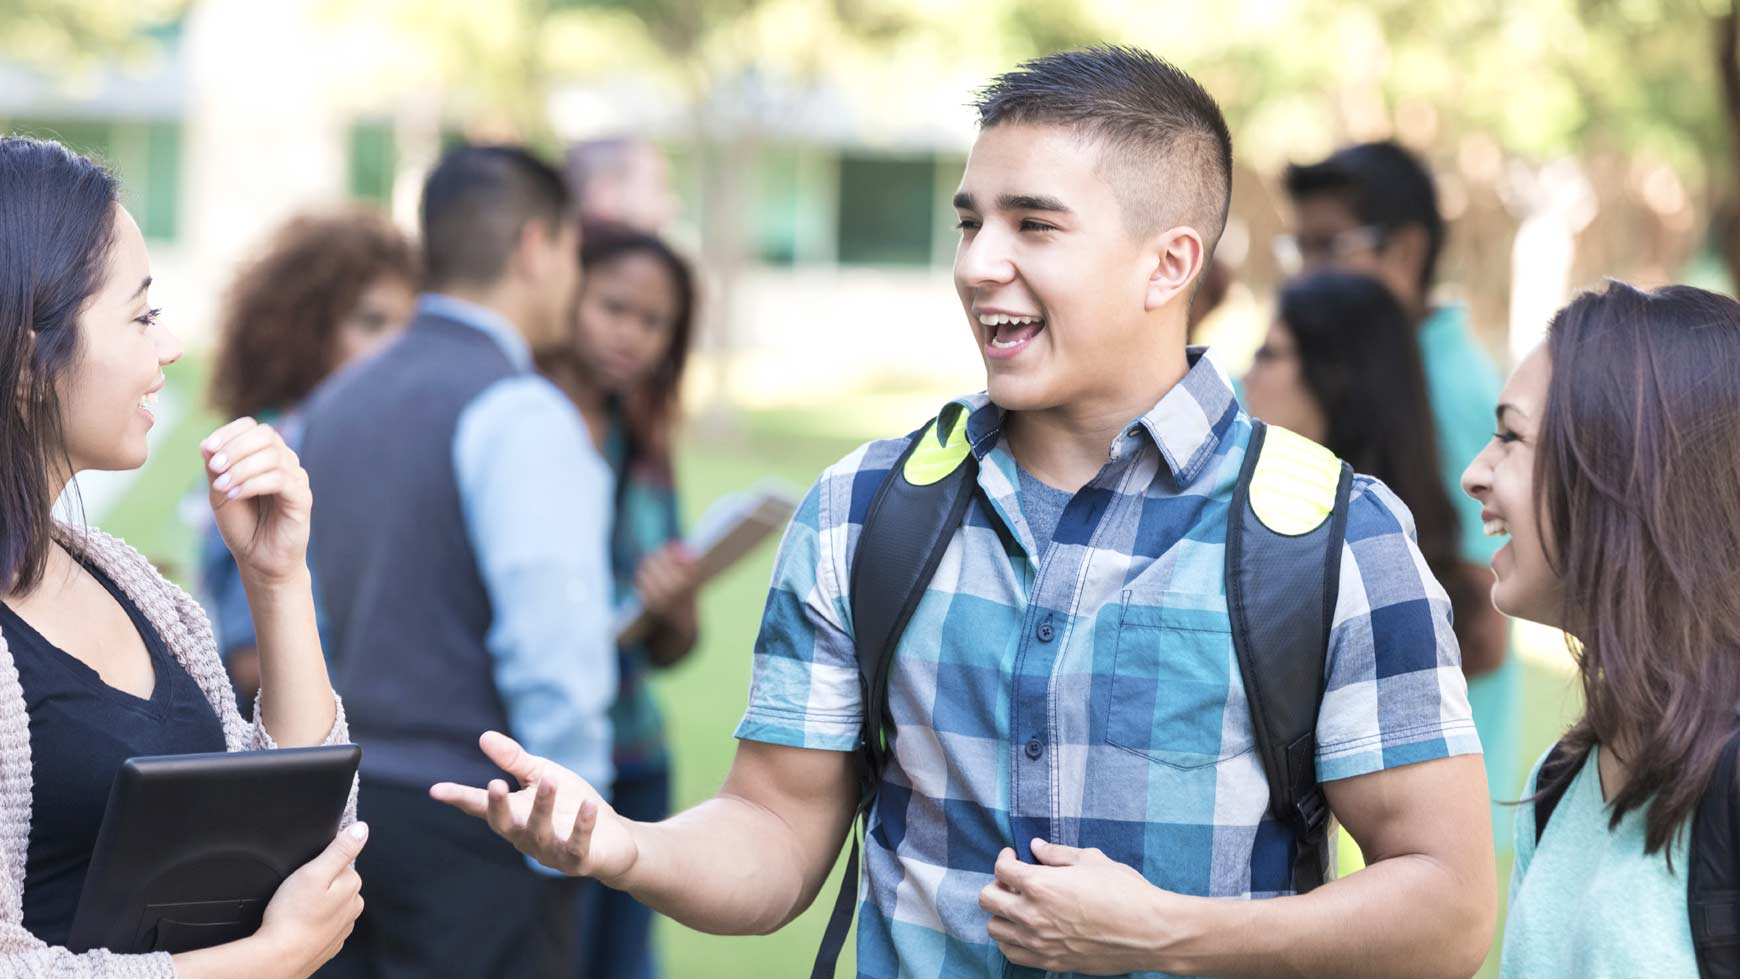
left=430, top=731, right=639, bottom=883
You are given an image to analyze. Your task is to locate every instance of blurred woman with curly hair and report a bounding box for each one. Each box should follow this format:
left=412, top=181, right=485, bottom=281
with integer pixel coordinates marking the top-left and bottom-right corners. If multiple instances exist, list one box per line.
left=202, top=208, right=418, bottom=711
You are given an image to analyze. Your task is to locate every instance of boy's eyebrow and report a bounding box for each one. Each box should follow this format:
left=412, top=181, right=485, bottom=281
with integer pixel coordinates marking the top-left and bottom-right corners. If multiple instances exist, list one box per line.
left=999, top=193, right=1071, bottom=214
left=951, top=191, right=1074, bottom=215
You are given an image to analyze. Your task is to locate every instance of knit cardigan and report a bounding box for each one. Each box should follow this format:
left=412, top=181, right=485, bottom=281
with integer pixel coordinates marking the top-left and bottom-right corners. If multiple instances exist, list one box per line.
left=0, top=525, right=357, bottom=977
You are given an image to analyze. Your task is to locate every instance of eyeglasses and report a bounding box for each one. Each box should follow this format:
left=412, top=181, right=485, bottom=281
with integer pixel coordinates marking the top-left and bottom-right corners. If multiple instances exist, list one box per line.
left=1272, top=225, right=1385, bottom=275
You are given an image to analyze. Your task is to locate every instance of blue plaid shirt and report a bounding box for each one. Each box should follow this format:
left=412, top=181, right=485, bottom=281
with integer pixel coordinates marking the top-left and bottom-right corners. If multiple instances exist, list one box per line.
left=735, top=350, right=1480, bottom=979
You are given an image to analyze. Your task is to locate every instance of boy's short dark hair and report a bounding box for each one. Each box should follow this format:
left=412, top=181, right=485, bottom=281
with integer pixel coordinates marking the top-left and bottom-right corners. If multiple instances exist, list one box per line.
left=1284, top=141, right=1445, bottom=292
left=421, top=145, right=571, bottom=289
left=973, top=45, right=1234, bottom=257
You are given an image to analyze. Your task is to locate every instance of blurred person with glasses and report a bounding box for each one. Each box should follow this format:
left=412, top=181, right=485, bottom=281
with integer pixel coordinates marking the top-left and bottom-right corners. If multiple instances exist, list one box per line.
left=1280, top=140, right=1517, bottom=853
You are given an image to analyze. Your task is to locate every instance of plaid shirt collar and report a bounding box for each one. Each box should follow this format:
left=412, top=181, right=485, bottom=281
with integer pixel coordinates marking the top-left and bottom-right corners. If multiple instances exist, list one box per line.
left=934, top=345, right=1241, bottom=489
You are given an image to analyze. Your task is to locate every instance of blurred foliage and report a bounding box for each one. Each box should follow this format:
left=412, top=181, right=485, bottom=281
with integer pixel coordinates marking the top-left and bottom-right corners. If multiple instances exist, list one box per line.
left=297, top=0, right=1733, bottom=184
left=0, top=0, right=186, bottom=68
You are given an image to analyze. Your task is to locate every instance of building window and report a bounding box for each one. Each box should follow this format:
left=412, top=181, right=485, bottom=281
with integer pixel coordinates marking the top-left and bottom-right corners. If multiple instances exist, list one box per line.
left=835, top=153, right=939, bottom=267
left=348, top=121, right=397, bottom=204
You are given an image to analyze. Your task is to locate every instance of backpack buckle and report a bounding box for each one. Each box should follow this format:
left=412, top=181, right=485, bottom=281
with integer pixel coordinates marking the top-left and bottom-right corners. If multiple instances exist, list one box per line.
left=1293, top=789, right=1329, bottom=833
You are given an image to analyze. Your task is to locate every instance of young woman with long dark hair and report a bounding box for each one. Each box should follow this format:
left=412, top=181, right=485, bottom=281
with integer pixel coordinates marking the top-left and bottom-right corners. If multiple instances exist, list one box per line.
left=0, top=137, right=364, bottom=977
left=1244, top=270, right=1505, bottom=668
left=1465, top=281, right=1740, bottom=975
left=538, top=221, right=698, bottom=979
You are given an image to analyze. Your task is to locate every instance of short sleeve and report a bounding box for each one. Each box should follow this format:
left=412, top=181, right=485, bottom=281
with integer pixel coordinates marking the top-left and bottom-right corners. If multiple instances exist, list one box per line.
left=733, top=458, right=866, bottom=753
left=1314, top=476, right=1483, bottom=782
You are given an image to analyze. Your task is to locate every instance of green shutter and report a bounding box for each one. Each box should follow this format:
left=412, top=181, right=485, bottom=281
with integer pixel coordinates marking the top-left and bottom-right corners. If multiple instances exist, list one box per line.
left=348, top=121, right=397, bottom=204
left=835, top=153, right=936, bottom=267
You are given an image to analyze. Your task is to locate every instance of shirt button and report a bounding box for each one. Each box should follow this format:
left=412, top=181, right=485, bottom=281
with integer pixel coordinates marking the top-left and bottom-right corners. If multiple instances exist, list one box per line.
left=1025, top=738, right=1044, bottom=760
left=1036, top=618, right=1055, bottom=643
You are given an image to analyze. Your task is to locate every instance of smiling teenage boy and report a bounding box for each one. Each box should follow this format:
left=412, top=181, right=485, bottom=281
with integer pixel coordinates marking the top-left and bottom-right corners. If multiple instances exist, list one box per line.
left=432, top=47, right=1496, bottom=979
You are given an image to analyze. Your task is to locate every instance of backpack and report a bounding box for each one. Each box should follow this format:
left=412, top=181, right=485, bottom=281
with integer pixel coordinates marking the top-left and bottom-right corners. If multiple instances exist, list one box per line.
left=808, top=414, right=1355, bottom=978
left=1533, top=733, right=1740, bottom=978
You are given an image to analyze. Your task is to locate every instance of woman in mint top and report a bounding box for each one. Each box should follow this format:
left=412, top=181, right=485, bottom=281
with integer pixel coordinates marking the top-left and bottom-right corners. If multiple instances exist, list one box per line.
left=540, top=222, right=700, bottom=979
left=1461, top=281, right=1740, bottom=977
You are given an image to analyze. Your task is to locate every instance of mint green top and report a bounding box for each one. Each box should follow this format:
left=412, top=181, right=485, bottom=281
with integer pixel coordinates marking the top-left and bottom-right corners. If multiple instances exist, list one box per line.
left=1418, top=305, right=1504, bottom=565
left=1502, top=744, right=1697, bottom=978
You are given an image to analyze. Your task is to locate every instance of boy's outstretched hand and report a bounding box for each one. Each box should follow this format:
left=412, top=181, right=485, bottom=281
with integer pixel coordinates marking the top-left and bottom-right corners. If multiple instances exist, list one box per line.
left=430, top=731, right=639, bottom=884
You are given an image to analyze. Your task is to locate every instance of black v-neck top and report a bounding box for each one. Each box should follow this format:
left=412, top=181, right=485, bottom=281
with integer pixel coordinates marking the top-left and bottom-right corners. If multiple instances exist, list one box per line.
left=0, top=562, right=226, bottom=945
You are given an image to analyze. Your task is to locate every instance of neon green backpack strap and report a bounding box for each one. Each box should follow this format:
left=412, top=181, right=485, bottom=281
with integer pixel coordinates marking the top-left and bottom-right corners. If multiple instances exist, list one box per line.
left=1247, top=425, right=1344, bottom=535
left=1226, top=420, right=1354, bottom=894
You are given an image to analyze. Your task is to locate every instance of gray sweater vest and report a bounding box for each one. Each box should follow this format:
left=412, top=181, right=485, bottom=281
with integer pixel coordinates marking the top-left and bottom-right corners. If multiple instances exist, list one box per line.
left=300, top=314, right=517, bottom=790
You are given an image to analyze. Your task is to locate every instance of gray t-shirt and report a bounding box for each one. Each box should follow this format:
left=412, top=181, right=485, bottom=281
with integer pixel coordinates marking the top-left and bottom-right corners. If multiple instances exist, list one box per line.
left=1016, top=466, right=1073, bottom=560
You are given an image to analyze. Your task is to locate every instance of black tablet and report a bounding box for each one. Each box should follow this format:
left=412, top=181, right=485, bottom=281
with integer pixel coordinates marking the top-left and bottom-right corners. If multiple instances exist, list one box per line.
left=66, top=744, right=361, bottom=955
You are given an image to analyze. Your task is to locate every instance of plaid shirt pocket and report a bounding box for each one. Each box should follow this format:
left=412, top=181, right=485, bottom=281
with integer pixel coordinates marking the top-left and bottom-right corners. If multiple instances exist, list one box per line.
left=1105, top=594, right=1253, bottom=771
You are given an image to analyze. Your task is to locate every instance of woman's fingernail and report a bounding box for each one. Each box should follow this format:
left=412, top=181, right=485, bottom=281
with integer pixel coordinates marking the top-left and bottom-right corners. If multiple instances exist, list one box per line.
left=349, top=822, right=369, bottom=841
left=213, top=473, right=231, bottom=491
left=211, top=452, right=228, bottom=471
left=226, top=487, right=241, bottom=500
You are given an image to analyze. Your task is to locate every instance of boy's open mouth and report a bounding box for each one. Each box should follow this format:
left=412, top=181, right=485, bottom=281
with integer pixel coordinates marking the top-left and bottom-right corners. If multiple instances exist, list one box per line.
left=978, top=312, right=1045, bottom=349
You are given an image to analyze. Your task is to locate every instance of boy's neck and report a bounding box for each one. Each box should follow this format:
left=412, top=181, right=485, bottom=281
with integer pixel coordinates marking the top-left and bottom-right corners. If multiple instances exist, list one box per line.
left=1004, top=347, right=1191, bottom=493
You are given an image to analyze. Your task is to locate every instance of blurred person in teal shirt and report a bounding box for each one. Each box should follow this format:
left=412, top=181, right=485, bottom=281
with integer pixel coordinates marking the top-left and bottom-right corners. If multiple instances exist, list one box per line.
left=540, top=222, right=702, bottom=979
left=1279, top=141, right=1517, bottom=849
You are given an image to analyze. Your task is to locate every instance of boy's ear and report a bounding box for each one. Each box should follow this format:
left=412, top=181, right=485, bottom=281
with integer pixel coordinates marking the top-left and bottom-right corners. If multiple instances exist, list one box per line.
left=1144, top=226, right=1206, bottom=313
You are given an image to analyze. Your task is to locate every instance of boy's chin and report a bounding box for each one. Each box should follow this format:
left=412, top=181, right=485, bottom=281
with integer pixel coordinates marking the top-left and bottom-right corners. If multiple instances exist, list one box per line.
left=984, top=372, right=1064, bottom=414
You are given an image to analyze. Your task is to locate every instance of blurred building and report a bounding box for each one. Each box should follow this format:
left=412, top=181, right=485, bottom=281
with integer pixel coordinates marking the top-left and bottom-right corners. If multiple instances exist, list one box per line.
left=0, top=0, right=992, bottom=409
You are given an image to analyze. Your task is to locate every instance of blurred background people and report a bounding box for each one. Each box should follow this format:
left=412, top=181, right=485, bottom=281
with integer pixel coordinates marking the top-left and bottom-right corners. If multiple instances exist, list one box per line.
left=201, top=208, right=418, bottom=714
left=564, top=137, right=680, bottom=234
left=1278, top=140, right=1519, bottom=845
left=1246, top=269, right=1497, bottom=676
left=303, top=146, right=614, bottom=979
left=539, top=221, right=701, bottom=979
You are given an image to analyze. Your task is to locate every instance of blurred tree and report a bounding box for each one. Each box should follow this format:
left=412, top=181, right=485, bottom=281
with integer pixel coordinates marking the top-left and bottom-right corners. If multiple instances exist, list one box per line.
left=313, top=0, right=1738, bottom=365
left=0, top=0, right=186, bottom=68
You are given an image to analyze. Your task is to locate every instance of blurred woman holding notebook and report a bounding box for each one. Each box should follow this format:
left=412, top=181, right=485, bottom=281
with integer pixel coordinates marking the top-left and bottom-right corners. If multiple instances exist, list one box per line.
left=538, top=220, right=700, bottom=979
left=0, top=136, right=364, bottom=977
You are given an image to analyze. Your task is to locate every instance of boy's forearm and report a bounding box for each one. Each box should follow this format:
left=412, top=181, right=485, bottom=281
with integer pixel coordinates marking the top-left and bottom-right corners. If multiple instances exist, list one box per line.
left=1158, top=853, right=1493, bottom=979
left=617, top=794, right=843, bottom=935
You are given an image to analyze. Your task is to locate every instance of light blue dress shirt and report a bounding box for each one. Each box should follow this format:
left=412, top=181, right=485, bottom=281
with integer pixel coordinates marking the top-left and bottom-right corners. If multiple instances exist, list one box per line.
left=425, top=294, right=618, bottom=801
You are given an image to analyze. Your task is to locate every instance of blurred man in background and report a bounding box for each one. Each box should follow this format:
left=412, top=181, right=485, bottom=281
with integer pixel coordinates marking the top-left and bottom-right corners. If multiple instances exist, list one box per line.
left=565, top=136, right=680, bottom=234
left=303, top=145, right=616, bottom=979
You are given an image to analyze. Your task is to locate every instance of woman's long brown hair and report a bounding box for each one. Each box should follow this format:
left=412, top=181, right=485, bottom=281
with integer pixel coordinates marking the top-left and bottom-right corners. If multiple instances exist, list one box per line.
left=1538, top=280, right=1740, bottom=857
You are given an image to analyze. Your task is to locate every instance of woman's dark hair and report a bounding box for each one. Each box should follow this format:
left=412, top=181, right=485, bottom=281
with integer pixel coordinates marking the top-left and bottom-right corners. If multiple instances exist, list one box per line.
left=551, top=221, right=696, bottom=477
left=1537, top=281, right=1740, bottom=858
left=1276, top=271, right=1478, bottom=648
left=0, top=136, right=120, bottom=594
left=208, top=208, right=418, bottom=419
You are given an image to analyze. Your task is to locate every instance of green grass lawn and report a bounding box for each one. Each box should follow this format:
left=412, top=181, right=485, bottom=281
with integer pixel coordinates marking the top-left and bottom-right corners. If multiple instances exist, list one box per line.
left=106, top=363, right=1578, bottom=978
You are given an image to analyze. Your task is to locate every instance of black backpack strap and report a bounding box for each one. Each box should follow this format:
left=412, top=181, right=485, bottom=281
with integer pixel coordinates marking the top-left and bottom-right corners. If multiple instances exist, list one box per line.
left=1532, top=738, right=1578, bottom=848
left=1226, top=420, right=1353, bottom=893
left=810, top=415, right=978, bottom=979
left=1691, top=729, right=1740, bottom=978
